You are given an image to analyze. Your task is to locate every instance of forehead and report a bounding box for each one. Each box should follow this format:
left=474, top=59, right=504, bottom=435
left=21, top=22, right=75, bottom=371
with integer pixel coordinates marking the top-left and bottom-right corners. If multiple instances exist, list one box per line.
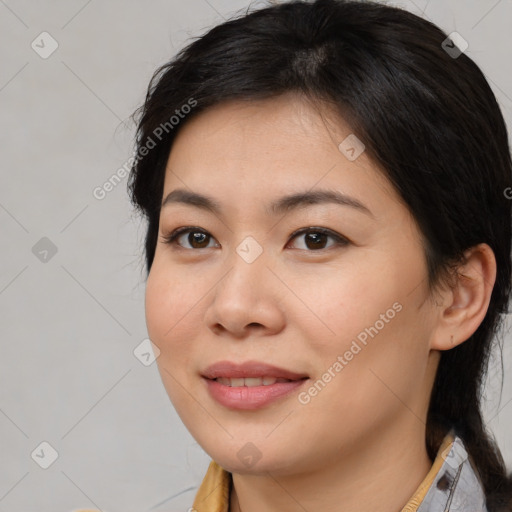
left=162, top=94, right=398, bottom=212
left=170, top=93, right=350, bottom=150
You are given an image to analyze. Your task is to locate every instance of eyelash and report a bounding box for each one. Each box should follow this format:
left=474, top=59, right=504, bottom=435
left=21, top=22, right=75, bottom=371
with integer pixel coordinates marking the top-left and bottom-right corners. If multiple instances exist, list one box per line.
left=160, top=226, right=350, bottom=252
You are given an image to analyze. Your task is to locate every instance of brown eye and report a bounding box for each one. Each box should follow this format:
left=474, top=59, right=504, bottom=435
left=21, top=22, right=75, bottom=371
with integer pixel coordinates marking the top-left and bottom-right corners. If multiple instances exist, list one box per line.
left=185, top=231, right=211, bottom=249
left=161, top=227, right=219, bottom=249
left=288, top=228, right=349, bottom=251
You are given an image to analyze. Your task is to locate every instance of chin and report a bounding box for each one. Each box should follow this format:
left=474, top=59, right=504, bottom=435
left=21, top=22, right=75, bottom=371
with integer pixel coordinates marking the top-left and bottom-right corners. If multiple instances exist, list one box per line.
left=209, top=444, right=304, bottom=476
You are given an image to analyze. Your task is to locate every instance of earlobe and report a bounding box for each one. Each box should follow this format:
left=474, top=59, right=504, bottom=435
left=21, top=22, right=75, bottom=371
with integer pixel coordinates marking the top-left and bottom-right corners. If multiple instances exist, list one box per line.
left=430, top=243, right=496, bottom=351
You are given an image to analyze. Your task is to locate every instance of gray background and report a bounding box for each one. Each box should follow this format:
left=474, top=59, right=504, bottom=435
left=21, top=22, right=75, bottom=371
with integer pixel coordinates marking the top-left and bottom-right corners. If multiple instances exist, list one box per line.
left=0, top=1, right=511, bottom=511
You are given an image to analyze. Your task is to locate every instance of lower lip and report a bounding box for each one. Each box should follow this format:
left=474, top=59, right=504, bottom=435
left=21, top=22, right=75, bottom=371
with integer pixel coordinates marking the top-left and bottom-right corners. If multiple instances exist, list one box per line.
left=203, top=378, right=308, bottom=410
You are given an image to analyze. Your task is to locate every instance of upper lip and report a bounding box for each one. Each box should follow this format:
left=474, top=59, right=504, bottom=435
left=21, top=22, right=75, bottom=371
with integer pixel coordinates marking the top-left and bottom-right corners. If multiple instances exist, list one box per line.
left=202, top=361, right=309, bottom=381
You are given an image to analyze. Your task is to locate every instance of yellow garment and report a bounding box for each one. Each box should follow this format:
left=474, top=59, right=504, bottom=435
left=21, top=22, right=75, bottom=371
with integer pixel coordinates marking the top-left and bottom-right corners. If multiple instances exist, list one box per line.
left=191, top=433, right=455, bottom=512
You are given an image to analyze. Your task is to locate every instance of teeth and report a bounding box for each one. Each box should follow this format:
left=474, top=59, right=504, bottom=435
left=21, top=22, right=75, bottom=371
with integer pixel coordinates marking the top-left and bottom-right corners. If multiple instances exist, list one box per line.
left=215, top=377, right=292, bottom=387
left=245, top=377, right=264, bottom=387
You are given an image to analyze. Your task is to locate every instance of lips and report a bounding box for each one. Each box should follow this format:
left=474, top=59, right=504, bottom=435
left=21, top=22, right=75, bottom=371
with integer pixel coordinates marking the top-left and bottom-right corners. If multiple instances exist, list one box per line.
left=202, top=361, right=309, bottom=410
left=201, top=360, right=309, bottom=381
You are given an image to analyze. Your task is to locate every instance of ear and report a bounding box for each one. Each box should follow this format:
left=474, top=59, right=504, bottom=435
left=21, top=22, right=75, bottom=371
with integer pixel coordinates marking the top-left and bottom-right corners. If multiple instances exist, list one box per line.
left=430, top=243, right=496, bottom=351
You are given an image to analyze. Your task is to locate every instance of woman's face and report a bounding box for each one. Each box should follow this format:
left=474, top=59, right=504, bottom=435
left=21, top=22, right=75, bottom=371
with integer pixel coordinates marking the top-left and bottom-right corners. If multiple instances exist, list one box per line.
left=145, top=94, right=441, bottom=475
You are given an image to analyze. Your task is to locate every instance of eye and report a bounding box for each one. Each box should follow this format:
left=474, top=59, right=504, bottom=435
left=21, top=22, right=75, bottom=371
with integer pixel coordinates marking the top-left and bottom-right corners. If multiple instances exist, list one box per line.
left=160, top=227, right=219, bottom=250
left=161, top=226, right=349, bottom=252
left=287, top=227, right=349, bottom=251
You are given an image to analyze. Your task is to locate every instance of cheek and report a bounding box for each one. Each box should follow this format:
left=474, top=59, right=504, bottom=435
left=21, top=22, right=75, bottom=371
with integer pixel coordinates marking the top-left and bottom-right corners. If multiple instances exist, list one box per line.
left=145, top=262, right=202, bottom=361
left=294, top=255, right=430, bottom=406
left=145, top=269, right=173, bottom=344
left=287, top=257, right=400, bottom=352
left=145, top=265, right=204, bottom=413
left=305, top=298, right=430, bottom=428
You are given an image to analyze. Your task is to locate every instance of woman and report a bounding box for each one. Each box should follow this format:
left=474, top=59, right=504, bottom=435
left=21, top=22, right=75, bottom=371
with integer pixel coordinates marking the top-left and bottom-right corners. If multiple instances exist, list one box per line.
left=128, top=0, right=512, bottom=510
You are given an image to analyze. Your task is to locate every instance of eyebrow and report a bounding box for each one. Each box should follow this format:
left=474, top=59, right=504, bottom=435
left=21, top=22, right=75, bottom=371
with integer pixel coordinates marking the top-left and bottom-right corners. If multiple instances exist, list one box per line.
left=161, top=188, right=374, bottom=218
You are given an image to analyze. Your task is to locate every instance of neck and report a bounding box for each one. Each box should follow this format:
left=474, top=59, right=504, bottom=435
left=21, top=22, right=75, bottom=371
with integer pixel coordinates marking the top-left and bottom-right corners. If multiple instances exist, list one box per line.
left=229, top=422, right=433, bottom=512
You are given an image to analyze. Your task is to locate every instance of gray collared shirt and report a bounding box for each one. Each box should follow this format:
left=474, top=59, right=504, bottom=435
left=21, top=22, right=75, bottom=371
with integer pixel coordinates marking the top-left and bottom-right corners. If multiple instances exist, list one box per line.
left=418, top=436, right=487, bottom=512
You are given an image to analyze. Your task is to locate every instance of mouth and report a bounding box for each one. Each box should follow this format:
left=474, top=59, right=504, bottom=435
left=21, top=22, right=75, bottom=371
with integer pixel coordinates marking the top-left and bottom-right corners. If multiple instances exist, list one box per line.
left=201, top=360, right=309, bottom=410
left=212, top=376, right=303, bottom=387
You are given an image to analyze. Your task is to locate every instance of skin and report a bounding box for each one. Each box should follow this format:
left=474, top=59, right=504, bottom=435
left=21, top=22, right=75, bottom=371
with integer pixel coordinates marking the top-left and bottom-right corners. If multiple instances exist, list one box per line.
left=145, top=93, right=496, bottom=512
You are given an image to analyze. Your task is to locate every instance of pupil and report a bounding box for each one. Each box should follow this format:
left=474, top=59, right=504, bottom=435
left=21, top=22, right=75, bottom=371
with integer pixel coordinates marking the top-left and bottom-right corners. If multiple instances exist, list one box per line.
left=306, top=233, right=326, bottom=249
left=191, top=232, right=208, bottom=247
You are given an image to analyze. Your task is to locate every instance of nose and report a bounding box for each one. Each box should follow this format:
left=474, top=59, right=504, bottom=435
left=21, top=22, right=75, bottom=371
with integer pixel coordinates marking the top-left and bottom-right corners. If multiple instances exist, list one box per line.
left=203, top=249, right=286, bottom=339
